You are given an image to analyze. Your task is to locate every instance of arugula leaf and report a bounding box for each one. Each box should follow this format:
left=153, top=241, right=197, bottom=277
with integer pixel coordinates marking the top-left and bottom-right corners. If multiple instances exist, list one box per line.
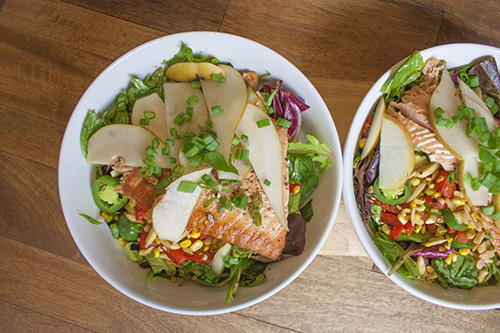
left=431, top=256, right=478, bottom=289
left=80, top=110, right=103, bottom=158
left=288, top=134, right=333, bottom=174
left=374, top=231, right=420, bottom=279
left=288, top=154, right=319, bottom=213
left=381, top=51, right=424, bottom=102
left=202, top=152, right=239, bottom=174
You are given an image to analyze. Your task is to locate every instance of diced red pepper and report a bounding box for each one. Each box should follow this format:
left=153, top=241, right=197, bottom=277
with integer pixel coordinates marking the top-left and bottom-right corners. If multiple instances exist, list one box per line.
left=136, top=208, right=149, bottom=221
left=425, top=194, right=446, bottom=210
left=360, top=114, right=374, bottom=138
left=402, top=223, right=415, bottom=237
left=139, top=229, right=148, bottom=249
left=164, top=248, right=214, bottom=265
left=454, top=230, right=469, bottom=244
left=373, top=199, right=401, bottom=214
left=390, top=223, right=403, bottom=240
left=434, top=169, right=456, bottom=199
left=380, top=212, right=400, bottom=226
left=447, top=227, right=457, bottom=234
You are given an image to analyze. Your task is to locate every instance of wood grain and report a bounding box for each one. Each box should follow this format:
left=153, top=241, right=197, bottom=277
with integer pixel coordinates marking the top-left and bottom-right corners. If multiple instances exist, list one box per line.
left=2, top=0, right=500, bottom=330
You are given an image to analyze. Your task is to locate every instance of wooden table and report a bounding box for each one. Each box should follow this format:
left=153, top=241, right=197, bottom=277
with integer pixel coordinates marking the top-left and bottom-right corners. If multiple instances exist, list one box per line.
left=2, top=0, right=500, bottom=331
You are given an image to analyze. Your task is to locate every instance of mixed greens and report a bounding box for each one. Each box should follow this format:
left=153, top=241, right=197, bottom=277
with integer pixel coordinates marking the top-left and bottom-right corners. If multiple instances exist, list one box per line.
left=354, top=51, right=500, bottom=289
left=80, top=42, right=333, bottom=302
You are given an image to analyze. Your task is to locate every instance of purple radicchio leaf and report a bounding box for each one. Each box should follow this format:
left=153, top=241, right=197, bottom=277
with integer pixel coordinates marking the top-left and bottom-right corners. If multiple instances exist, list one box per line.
left=364, top=148, right=379, bottom=186
left=411, top=245, right=456, bottom=259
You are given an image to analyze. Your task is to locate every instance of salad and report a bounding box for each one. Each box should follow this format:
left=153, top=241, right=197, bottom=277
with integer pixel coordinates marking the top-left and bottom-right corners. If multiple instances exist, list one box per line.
left=354, top=51, right=500, bottom=289
left=79, top=43, right=333, bottom=302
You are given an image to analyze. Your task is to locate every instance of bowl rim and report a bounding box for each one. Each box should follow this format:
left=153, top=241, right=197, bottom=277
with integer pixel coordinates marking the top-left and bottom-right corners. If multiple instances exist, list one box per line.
left=343, top=42, right=500, bottom=311
left=58, top=31, right=343, bottom=315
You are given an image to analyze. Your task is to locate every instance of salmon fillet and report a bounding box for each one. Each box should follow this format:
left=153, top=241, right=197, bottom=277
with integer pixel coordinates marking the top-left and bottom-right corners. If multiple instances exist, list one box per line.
left=187, top=168, right=287, bottom=260
left=387, top=106, right=459, bottom=171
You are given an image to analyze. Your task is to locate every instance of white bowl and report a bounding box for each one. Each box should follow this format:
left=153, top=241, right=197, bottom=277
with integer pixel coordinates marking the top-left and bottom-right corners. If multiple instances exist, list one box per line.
left=58, top=32, right=342, bottom=315
left=343, top=43, right=500, bottom=310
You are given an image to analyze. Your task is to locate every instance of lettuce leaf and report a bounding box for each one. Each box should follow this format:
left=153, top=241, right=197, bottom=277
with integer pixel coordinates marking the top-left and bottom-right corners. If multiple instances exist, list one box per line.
left=80, top=110, right=103, bottom=158
left=288, top=134, right=333, bottom=174
left=381, top=51, right=424, bottom=102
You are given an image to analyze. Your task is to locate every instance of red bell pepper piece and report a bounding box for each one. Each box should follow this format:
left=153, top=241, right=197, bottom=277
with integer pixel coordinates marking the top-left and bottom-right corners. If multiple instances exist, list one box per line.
left=454, top=230, right=469, bottom=244
left=402, top=223, right=415, bottom=237
left=434, top=169, right=456, bottom=199
left=373, top=199, right=401, bottom=214
left=139, top=229, right=148, bottom=249
left=165, top=248, right=214, bottom=265
left=136, top=208, right=149, bottom=221
left=390, top=223, right=403, bottom=240
left=425, top=194, right=446, bottom=210
left=380, top=212, right=399, bottom=226
left=289, top=183, right=302, bottom=194
left=447, top=227, right=457, bottom=234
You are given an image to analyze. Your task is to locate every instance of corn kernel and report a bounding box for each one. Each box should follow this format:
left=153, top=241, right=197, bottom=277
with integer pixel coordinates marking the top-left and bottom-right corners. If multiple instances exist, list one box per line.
left=180, top=239, right=192, bottom=248
left=358, top=138, right=366, bottom=149
left=436, top=226, right=447, bottom=237
left=190, top=230, right=201, bottom=239
left=382, top=224, right=392, bottom=235
left=203, top=245, right=211, bottom=251
left=437, top=197, right=446, bottom=206
left=410, top=178, right=421, bottom=186
left=425, top=188, right=436, bottom=196
left=101, top=211, right=112, bottom=222
left=190, top=240, right=204, bottom=252
left=436, top=175, right=445, bottom=183
left=452, top=197, right=465, bottom=206
left=293, top=185, right=301, bottom=194
left=459, top=248, right=470, bottom=256
left=117, top=237, right=128, bottom=247
left=426, top=266, right=435, bottom=274
left=170, top=276, right=177, bottom=283
left=178, top=269, right=186, bottom=278
left=428, top=183, right=435, bottom=189
left=155, top=238, right=161, bottom=245
left=439, top=246, right=447, bottom=252
left=445, top=254, right=453, bottom=265
left=153, top=247, right=160, bottom=258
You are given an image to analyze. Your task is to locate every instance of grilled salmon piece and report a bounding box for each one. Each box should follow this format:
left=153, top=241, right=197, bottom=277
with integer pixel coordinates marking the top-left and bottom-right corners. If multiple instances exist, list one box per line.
left=387, top=106, right=458, bottom=171
left=186, top=168, right=287, bottom=260
left=120, top=167, right=169, bottom=210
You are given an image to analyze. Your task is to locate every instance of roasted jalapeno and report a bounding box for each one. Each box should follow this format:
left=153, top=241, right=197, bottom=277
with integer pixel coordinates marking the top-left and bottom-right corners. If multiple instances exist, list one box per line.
left=91, top=175, right=128, bottom=213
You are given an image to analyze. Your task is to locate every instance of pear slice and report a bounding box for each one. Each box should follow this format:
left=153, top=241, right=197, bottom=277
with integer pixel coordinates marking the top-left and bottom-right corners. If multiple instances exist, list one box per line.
left=457, top=157, right=489, bottom=206
left=165, top=62, right=226, bottom=82
left=86, top=124, right=173, bottom=168
left=131, top=93, right=168, bottom=141
left=360, top=96, right=385, bottom=160
left=235, top=103, right=287, bottom=229
left=379, top=114, right=415, bottom=190
left=247, top=86, right=266, bottom=112
left=152, top=168, right=212, bottom=242
left=458, top=78, right=497, bottom=132
left=211, top=243, right=232, bottom=275
left=201, top=64, right=248, bottom=160
left=429, top=69, right=480, bottom=160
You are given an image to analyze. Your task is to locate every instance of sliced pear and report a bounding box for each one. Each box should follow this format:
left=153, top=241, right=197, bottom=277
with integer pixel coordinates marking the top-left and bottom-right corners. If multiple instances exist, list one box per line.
left=211, top=243, right=232, bottom=275
left=458, top=78, right=497, bottom=132
left=131, top=93, right=168, bottom=141
left=379, top=114, right=415, bottom=190
left=457, top=157, right=489, bottom=207
left=87, top=124, right=173, bottom=168
left=235, top=103, right=287, bottom=229
left=165, top=62, right=226, bottom=82
left=360, top=96, right=385, bottom=160
left=152, top=168, right=212, bottom=242
left=429, top=69, right=480, bottom=160
left=201, top=64, right=248, bottom=159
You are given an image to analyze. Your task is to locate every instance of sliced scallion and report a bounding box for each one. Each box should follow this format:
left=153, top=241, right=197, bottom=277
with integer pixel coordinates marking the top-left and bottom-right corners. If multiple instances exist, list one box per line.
left=178, top=181, right=198, bottom=193
left=234, top=149, right=250, bottom=160
left=276, top=117, right=292, bottom=128
left=256, top=118, right=271, bottom=128
left=211, top=105, right=223, bottom=115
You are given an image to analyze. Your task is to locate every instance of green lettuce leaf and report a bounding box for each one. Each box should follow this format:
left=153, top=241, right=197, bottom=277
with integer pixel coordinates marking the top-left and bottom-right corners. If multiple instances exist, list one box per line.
left=431, top=255, right=478, bottom=289
left=381, top=51, right=424, bottom=102
left=80, top=110, right=103, bottom=158
left=288, top=134, right=333, bottom=174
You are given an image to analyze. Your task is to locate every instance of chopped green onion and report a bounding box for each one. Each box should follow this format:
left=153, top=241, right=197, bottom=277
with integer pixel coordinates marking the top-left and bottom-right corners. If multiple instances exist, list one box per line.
left=263, top=179, right=271, bottom=187
left=189, top=155, right=202, bottom=168
left=436, top=117, right=456, bottom=129
left=482, top=204, right=495, bottom=215
left=186, top=95, right=199, bottom=105
left=211, top=74, right=227, bottom=83
left=150, top=166, right=162, bottom=177
left=178, top=181, right=198, bottom=193
left=191, top=81, right=201, bottom=89
left=165, top=138, right=175, bottom=146
left=211, top=105, right=223, bottom=115
left=468, top=75, right=479, bottom=87
left=204, top=139, right=220, bottom=152
left=203, top=194, right=218, bottom=207
left=253, top=195, right=263, bottom=211
left=142, top=155, right=155, bottom=166
left=200, top=174, right=217, bottom=189
left=234, top=149, right=250, bottom=160
left=174, top=113, right=185, bottom=126
left=256, top=118, right=271, bottom=128
left=232, top=136, right=241, bottom=147
left=259, top=71, right=271, bottom=81
left=184, top=145, right=201, bottom=159
left=251, top=210, right=262, bottom=226
left=139, top=167, right=149, bottom=178
left=145, top=145, right=157, bottom=157
left=185, top=106, right=194, bottom=120
left=139, top=110, right=156, bottom=125
left=170, top=127, right=182, bottom=139
left=447, top=171, right=456, bottom=184
left=110, top=223, right=119, bottom=238
left=481, top=173, right=498, bottom=189
left=433, top=107, right=445, bottom=117
left=240, top=134, right=249, bottom=142
left=161, top=145, right=171, bottom=155
left=169, top=157, right=177, bottom=164
left=276, top=117, right=292, bottom=128
left=171, top=163, right=184, bottom=175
